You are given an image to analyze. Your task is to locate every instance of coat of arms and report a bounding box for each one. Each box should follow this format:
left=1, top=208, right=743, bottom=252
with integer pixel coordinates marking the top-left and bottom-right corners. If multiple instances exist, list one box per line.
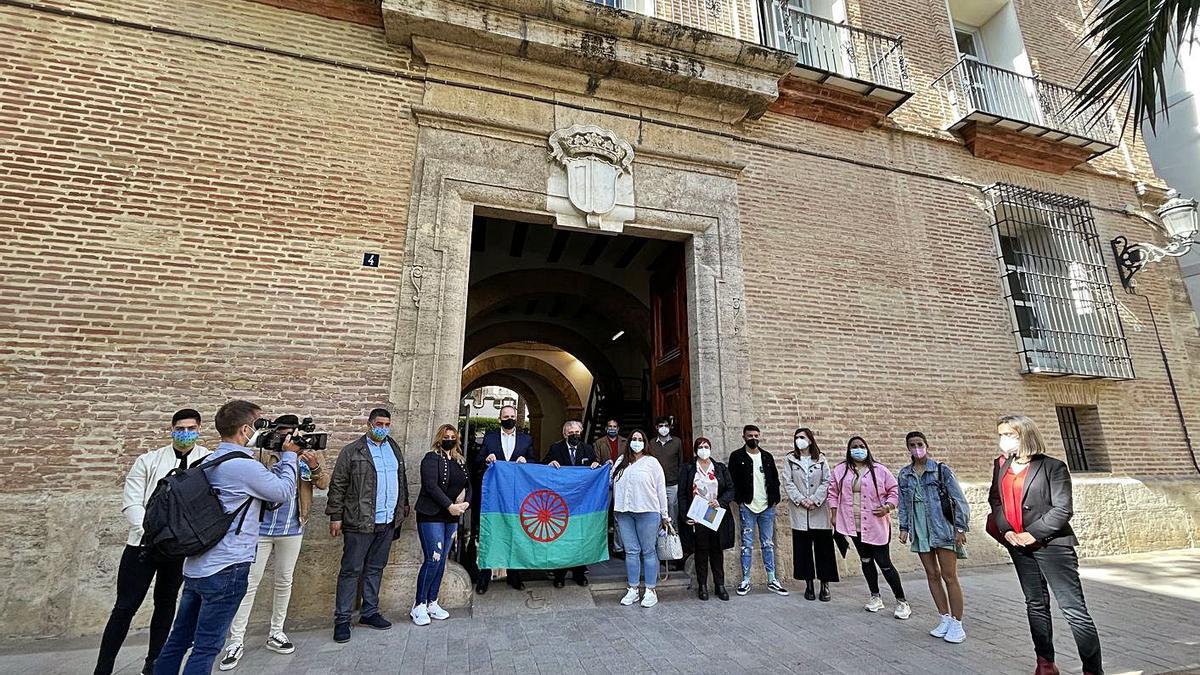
left=547, top=125, right=635, bottom=233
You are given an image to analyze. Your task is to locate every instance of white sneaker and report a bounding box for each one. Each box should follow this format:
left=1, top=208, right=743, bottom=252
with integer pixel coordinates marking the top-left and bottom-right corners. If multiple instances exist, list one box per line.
left=619, top=587, right=640, bottom=606
left=864, top=595, right=885, bottom=612
left=894, top=600, right=912, bottom=620
left=426, top=600, right=450, bottom=621
left=943, top=617, right=966, bottom=643
left=410, top=603, right=431, bottom=626
left=218, top=643, right=243, bottom=671
left=930, top=614, right=952, bottom=638
left=640, top=588, right=658, bottom=608
left=265, top=632, right=294, bottom=655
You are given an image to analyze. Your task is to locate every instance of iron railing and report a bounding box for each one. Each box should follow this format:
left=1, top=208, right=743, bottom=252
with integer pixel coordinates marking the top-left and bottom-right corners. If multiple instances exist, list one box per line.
left=758, top=0, right=907, bottom=90
left=987, top=183, right=1134, bottom=380
left=933, top=57, right=1116, bottom=145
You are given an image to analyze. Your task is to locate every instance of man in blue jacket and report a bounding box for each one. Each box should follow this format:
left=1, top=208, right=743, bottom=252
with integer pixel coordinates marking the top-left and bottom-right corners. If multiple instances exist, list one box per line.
left=475, top=405, right=532, bottom=594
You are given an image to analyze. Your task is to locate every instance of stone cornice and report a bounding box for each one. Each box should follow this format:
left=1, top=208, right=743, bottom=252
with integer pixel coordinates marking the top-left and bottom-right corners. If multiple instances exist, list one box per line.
left=382, top=0, right=796, bottom=122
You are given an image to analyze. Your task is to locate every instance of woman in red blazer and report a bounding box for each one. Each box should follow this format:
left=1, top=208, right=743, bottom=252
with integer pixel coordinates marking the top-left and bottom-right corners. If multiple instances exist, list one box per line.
left=987, top=415, right=1103, bottom=675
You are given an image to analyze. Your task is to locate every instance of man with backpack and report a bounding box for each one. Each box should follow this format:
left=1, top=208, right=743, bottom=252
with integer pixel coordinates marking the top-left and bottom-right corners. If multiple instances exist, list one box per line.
left=153, top=400, right=300, bottom=675
left=94, top=408, right=210, bottom=675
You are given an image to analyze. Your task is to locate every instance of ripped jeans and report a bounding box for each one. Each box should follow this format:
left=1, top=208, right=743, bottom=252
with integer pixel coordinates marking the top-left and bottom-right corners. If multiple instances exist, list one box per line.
left=739, top=504, right=777, bottom=582
left=415, top=520, right=458, bottom=605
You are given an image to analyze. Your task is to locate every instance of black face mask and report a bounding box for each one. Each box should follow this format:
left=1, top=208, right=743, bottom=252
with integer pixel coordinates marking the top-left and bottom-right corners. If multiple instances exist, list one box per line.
left=567, top=434, right=581, bottom=445
left=440, top=439, right=457, bottom=451
left=500, top=418, right=516, bottom=430
left=746, top=438, right=759, bottom=449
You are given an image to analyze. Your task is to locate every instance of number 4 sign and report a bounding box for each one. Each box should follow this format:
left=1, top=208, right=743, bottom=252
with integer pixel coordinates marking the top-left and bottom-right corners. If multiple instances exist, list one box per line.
left=362, top=252, right=380, bottom=267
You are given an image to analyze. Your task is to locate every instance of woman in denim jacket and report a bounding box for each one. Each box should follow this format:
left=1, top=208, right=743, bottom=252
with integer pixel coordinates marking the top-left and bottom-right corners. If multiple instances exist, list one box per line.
left=897, top=431, right=971, bottom=645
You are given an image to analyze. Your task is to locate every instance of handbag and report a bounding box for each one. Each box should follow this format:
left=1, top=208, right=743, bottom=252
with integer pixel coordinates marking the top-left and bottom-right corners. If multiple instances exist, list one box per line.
left=657, top=521, right=683, bottom=561
left=935, top=463, right=955, bottom=523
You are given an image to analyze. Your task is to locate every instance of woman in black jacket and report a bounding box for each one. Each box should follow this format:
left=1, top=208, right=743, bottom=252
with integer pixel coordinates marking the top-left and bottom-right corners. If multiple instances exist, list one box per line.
left=411, top=424, right=471, bottom=627
left=676, top=437, right=736, bottom=601
left=987, top=415, right=1102, bottom=675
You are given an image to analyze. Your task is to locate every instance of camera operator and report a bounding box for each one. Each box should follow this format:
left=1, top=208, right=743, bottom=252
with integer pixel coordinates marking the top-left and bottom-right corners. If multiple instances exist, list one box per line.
left=154, top=400, right=298, bottom=675
left=218, top=415, right=328, bottom=670
left=326, top=408, right=410, bottom=644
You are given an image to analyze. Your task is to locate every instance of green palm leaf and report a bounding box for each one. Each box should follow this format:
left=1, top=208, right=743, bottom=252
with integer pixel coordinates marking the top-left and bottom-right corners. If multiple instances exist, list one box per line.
left=1073, top=0, right=1199, bottom=136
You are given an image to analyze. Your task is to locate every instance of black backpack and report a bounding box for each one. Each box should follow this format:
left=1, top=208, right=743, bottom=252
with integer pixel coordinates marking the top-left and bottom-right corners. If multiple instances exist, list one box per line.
left=140, top=451, right=258, bottom=559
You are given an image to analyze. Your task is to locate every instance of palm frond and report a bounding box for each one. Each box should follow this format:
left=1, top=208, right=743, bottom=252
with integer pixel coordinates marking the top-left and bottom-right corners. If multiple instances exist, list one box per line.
left=1072, top=0, right=1200, bottom=137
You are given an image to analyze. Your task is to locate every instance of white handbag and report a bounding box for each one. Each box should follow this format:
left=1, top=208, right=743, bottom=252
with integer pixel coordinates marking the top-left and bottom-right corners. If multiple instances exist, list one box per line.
left=657, top=521, right=683, bottom=561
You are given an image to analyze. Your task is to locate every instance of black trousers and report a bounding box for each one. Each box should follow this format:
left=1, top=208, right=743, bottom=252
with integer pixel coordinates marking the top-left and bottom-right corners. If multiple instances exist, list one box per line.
left=1009, top=544, right=1103, bottom=674
left=851, top=536, right=905, bottom=600
left=335, top=523, right=394, bottom=623
left=553, top=566, right=587, bottom=583
left=691, top=525, right=725, bottom=587
left=792, top=529, right=839, bottom=582
left=94, top=545, right=184, bottom=675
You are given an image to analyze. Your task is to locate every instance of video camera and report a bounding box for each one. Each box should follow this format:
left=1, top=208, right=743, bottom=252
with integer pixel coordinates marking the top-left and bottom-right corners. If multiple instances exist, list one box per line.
left=253, top=416, right=328, bottom=452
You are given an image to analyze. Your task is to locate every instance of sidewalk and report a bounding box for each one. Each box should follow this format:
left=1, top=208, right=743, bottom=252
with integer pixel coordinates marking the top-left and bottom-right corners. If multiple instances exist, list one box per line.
left=5, top=549, right=1198, bottom=675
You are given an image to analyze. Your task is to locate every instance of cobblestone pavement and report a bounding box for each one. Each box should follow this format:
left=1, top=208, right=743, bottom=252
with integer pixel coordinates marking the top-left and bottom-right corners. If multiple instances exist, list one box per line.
left=4, top=549, right=1197, bottom=675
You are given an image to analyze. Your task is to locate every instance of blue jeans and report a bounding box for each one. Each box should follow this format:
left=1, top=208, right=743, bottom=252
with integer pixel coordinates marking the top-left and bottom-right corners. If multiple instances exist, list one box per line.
left=415, top=520, right=458, bottom=605
left=154, top=562, right=250, bottom=675
left=615, top=511, right=660, bottom=589
left=739, top=505, right=777, bottom=582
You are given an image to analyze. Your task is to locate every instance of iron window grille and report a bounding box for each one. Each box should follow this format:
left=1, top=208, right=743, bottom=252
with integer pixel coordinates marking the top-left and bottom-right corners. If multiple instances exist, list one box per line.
left=1055, top=405, right=1090, bottom=471
left=986, top=184, right=1134, bottom=380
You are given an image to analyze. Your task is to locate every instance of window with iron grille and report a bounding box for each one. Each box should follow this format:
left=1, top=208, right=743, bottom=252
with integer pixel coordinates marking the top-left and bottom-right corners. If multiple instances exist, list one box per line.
left=1055, top=405, right=1108, bottom=472
left=986, top=184, right=1134, bottom=379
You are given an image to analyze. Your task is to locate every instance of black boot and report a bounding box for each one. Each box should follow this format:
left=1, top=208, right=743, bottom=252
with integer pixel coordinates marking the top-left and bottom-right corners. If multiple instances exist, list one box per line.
left=714, top=584, right=730, bottom=601
left=697, top=583, right=709, bottom=601
left=804, top=580, right=816, bottom=601
left=818, top=581, right=831, bottom=602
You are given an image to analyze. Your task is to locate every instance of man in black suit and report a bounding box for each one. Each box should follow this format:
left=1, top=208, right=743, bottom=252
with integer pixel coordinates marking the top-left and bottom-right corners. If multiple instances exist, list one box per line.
left=475, top=405, right=534, bottom=595
left=544, top=420, right=602, bottom=587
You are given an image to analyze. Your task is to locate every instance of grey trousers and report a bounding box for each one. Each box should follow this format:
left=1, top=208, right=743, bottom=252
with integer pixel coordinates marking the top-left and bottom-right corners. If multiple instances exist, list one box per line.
left=334, top=522, right=394, bottom=623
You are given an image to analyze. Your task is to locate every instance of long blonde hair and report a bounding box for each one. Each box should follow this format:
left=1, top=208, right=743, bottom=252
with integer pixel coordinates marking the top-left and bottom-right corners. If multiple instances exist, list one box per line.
left=998, top=415, right=1047, bottom=459
left=430, top=424, right=465, bottom=463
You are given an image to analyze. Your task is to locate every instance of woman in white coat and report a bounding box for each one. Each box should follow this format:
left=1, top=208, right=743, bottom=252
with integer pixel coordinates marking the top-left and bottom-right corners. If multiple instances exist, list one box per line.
left=781, top=427, right=837, bottom=601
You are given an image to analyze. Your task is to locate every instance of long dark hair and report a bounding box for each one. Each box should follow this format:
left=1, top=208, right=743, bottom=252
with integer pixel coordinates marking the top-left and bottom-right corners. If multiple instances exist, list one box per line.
left=793, top=427, right=820, bottom=461
left=838, top=436, right=879, bottom=498
left=613, top=428, right=648, bottom=482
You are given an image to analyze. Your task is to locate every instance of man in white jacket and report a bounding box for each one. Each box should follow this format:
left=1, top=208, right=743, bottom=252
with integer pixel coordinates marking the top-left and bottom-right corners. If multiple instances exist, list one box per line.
left=93, top=409, right=211, bottom=675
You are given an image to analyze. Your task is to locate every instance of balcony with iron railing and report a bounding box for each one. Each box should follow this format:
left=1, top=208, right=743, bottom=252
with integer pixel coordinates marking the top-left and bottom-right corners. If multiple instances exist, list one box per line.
left=932, top=57, right=1118, bottom=172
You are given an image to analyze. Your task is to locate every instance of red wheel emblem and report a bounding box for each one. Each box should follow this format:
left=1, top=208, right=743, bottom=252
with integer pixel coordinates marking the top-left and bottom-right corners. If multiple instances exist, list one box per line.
left=519, top=489, right=570, bottom=543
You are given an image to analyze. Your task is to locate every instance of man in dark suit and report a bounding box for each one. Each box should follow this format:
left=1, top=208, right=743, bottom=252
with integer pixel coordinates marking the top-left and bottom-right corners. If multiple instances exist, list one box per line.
left=475, top=404, right=534, bottom=595
left=544, top=420, right=602, bottom=587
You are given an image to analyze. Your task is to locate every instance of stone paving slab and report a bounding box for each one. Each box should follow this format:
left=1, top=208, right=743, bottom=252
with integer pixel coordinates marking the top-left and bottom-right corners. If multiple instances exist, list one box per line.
left=3, top=549, right=1198, bottom=674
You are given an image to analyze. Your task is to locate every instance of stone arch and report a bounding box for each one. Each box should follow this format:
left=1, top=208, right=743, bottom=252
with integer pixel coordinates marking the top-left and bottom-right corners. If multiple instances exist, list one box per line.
left=462, top=371, right=547, bottom=451
left=461, top=354, right=583, bottom=417
left=462, top=322, right=623, bottom=380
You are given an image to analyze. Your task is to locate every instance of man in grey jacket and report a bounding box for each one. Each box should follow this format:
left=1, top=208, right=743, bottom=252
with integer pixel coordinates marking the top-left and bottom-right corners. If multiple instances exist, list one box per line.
left=326, top=408, right=410, bottom=643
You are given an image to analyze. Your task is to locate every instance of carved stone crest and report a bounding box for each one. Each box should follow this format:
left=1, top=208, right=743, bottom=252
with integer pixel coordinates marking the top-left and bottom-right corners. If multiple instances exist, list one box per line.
left=547, top=125, right=635, bottom=234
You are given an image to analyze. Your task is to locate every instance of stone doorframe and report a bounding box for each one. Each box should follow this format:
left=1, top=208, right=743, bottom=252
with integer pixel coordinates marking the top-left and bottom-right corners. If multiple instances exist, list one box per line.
left=388, top=105, right=755, bottom=463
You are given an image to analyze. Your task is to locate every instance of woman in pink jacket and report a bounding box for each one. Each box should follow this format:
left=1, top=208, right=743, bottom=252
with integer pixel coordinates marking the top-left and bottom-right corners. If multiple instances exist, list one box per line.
left=828, top=436, right=910, bottom=619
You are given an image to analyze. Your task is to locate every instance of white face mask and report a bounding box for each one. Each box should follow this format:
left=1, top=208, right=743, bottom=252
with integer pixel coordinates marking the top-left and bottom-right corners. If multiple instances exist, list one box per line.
left=243, top=425, right=261, bottom=448
left=795, top=437, right=810, bottom=451
left=999, top=435, right=1021, bottom=455
left=630, top=440, right=645, bottom=452
left=696, top=446, right=711, bottom=460
left=657, top=426, right=670, bottom=437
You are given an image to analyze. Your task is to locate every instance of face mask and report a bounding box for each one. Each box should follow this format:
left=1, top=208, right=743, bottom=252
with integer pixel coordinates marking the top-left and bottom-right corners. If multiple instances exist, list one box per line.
left=440, top=439, right=456, bottom=451
left=657, top=426, right=670, bottom=437
left=999, top=435, right=1021, bottom=455
left=369, top=426, right=389, bottom=442
left=172, top=429, right=199, bottom=450
left=244, top=426, right=261, bottom=448
left=745, top=438, right=759, bottom=449
left=500, top=418, right=517, bottom=430
left=606, top=428, right=618, bottom=438
left=911, top=446, right=928, bottom=460
left=795, top=437, right=810, bottom=451
left=696, top=446, right=711, bottom=460
left=567, top=434, right=581, bottom=445
left=630, top=440, right=645, bottom=452
left=849, top=447, right=868, bottom=462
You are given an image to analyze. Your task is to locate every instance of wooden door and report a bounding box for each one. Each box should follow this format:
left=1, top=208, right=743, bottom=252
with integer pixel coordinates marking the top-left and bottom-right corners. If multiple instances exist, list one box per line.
left=649, top=247, right=693, bottom=458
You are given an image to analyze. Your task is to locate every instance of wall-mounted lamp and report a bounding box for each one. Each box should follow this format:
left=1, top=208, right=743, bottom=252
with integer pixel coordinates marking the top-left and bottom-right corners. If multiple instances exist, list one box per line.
left=1111, top=191, right=1199, bottom=289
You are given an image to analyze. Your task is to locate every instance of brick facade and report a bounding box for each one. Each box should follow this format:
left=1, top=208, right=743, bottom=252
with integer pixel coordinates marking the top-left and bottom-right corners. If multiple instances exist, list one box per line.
left=0, top=0, right=1196, bottom=641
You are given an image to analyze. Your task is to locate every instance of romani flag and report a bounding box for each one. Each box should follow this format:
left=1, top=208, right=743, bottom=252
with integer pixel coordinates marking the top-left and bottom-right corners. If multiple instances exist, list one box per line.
left=478, top=461, right=610, bottom=570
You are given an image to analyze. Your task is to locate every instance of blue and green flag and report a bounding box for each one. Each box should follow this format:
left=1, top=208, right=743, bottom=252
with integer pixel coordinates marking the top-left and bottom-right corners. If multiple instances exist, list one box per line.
left=478, top=461, right=610, bottom=570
